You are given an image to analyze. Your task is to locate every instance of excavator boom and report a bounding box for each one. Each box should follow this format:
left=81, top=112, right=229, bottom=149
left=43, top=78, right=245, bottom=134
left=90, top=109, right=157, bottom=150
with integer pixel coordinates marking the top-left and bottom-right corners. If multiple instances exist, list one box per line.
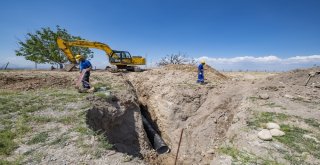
left=57, top=38, right=146, bottom=71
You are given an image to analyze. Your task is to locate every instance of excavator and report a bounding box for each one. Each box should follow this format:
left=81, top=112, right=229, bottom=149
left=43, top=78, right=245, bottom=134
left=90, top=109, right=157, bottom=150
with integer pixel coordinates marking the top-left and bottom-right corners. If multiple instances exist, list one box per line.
left=57, top=38, right=146, bottom=71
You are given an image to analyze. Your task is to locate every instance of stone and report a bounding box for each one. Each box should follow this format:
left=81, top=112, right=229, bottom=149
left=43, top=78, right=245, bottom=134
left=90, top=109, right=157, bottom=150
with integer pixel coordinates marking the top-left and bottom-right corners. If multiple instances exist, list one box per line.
left=210, top=155, right=232, bottom=165
left=206, top=149, right=215, bottom=154
left=270, top=129, right=285, bottom=137
left=259, top=93, right=269, bottom=100
left=266, top=122, right=280, bottom=130
left=303, top=134, right=320, bottom=143
left=284, top=94, right=294, bottom=99
left=258, top=129, right=272, bottom=141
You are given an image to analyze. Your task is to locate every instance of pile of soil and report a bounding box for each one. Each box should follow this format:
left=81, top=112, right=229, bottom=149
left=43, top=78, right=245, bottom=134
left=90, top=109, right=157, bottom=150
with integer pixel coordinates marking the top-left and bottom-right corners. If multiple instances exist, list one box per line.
left=262, top=67, right=320, bottom=104
left=126, top=65, right=239, bottom=164
left=271, top=67, right=320, bottom=86
left=162, top=64, right=228, bottom=80
left=0, top=72, right=72, bottom=90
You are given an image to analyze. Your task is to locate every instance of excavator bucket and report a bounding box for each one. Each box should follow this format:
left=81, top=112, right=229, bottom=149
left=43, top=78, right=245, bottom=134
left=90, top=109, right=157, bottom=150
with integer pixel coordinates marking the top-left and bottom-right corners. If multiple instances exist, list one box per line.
left=64, top=64, right=76, bottom=72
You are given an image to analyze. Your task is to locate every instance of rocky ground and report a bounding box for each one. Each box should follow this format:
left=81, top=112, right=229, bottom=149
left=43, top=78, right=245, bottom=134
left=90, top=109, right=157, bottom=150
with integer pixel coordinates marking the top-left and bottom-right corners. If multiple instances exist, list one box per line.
left=0, top=65, right=319, bottom=165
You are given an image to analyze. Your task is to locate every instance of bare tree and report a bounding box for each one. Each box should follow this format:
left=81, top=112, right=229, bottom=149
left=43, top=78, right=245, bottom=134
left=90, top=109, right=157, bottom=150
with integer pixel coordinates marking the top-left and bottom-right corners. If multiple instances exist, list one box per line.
left=157, top=52, right=189, bottom=66
left=188, top=58, right=197, bottom=65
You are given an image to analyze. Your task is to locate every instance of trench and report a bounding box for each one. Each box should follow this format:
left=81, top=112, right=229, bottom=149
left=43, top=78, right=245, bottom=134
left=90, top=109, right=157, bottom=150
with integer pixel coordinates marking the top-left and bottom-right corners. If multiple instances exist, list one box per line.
left=85, top=80, right=169, bottom=162
left=139, top=104, right=170, bottom=154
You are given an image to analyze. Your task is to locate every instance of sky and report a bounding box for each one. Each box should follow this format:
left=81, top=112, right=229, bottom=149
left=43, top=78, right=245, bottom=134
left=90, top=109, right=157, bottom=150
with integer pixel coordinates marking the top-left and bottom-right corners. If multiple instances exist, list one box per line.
left=0, top=0, right=320, bottom=71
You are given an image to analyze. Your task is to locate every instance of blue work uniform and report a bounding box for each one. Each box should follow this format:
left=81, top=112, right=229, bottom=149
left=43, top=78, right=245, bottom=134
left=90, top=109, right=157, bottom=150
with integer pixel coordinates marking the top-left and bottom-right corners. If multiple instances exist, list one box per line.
left=79, top=60, right=92, bottom=89
left=197, top=64, right=204, bottom=83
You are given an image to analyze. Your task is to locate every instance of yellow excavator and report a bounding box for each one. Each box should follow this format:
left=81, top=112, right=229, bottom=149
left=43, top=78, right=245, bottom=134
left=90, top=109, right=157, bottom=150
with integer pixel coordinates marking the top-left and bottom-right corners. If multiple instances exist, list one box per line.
left=57, top=38, right=146, bottom=71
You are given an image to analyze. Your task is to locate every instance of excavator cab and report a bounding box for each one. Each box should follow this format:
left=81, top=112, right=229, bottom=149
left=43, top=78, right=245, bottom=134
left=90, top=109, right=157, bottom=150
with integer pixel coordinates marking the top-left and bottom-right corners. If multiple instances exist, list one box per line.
left=110, top=51, right=132, bottom=64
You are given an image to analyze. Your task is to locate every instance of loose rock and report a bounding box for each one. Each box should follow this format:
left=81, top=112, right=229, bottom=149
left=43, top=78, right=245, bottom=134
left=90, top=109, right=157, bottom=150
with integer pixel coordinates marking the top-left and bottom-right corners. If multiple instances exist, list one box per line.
left=258, top=129, right=272, bottom=141
left=206, top=149, right=215, bottom=154
left=284, top=94, right=294, bottom=99
left=259, top=93, right=269, bottom=100
left=266, top=122, right=280, bottom=130
left=270, top=129, right=285, bottom=137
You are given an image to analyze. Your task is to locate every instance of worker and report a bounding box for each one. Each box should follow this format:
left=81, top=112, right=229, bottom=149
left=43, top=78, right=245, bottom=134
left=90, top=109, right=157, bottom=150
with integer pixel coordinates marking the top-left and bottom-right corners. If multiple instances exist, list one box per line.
left=197, top=60, right=205, bottom=84
left=75, top=54, right=92, bottom=90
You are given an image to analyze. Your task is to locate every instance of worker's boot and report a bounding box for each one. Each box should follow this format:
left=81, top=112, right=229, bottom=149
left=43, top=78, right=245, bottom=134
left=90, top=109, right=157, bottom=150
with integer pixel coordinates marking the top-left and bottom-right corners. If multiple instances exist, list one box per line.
left=87, top=87, right=95, bottom=93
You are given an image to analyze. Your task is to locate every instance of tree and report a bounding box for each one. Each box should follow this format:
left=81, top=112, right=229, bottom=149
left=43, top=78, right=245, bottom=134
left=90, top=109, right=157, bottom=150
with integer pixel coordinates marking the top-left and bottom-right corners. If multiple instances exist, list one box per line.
left=15, top=26, right=93, bottom=69
left=157, top=52, right=198, bottom=66
left=157, top=52, right=189, bottom=66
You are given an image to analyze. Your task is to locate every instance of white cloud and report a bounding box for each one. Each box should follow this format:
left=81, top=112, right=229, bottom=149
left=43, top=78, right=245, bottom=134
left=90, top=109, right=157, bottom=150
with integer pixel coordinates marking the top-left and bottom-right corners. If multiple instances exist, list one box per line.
left=197, top=55, right=320, bottom=71
left=286, top=55, right=320, bottom=63
left=200, top=55, right=281, bottom=63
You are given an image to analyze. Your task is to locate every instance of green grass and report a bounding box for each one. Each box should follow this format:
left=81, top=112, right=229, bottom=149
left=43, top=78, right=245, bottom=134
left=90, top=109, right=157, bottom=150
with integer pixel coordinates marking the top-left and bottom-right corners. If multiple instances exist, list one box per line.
left=247, top=111, right=289, bottom=129
left=57, top=115, right=78, bottom=125
left=27, top=132, right=49, bottom=145
left=50, top=133, right=69, bottom=146
left=304, top=118, right=320, bottom=130
left=0, top=80, right=97, bottom=163
left=262, top=102, right=287, bottom=110
left=93, top=82, right=112, bottom=91
left=74, top=126, right=90, bottom=135
left=283, top=153, right=311, bottom=165
left=29, top=116, right=53, bottom=123
left=0, top=158, right=22, bottom=165
left=96, top=133, right=113, bottom=149
left=274, top=124, right=320, bottom=159
left=247, top=96, right=259, bottom=102
left=94, top=92, right=116, bottom=101
left=219, top=146, right=280, bottom=164
left=0, top=130, right=17, bottom=155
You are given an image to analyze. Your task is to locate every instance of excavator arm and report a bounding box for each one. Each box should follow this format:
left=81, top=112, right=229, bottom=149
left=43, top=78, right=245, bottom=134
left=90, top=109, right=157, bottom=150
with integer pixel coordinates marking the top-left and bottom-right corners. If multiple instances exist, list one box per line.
left=57, top=37, right=146, bottom=71
left=57, top=37, right=115, bottom=64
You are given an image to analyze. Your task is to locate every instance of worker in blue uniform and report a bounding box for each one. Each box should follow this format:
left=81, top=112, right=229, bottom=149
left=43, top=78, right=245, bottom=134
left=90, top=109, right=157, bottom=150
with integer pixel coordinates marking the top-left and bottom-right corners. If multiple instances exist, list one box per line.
left=75, top=54, right=92, bottom=89
left=197, top=60, right=205, bottom=84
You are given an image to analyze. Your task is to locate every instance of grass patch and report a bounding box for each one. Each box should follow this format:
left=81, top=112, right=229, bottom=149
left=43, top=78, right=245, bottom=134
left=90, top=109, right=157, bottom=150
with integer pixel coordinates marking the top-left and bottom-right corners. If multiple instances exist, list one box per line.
left=247, top=96, right=259, bottom=102
left=219, top=146, right=280, bottom=164
left=74, top=126, right=90, bottom=135
left=274, top=124, right=320, bottom=158
left=0, top=130, right=17, bottom=155
left=93, top=82, right=112, bottom=91
left=50, top=133, right=69, bottom=146
left=27, top=132, right=49, bottom=145
left=304, top=118, right=320, bottom=130
left=96, top=133, right=113, bottom=149
left=57, top=115, right=78, bottom=125
left=29, top=116, right=53, bottom=123
left=94, top=92, right=116, bottom=101
left=283, top=153, right=310, bottom=165
left=0, top=158, right=22, bottom=165
left=262, top=102, right=287, bottom=110
left=247, top=111, right=289, bottom=129
left=0, top=85, right=89, bottom=158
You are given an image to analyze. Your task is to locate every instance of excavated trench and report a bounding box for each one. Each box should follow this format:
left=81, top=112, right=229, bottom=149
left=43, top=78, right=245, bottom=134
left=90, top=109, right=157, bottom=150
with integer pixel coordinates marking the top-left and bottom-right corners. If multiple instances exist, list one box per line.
left=85, top=68, right=239, bottom=164
left=84, top=78, right=171, bottom=164
left=140, top=104, right=170, bottom=154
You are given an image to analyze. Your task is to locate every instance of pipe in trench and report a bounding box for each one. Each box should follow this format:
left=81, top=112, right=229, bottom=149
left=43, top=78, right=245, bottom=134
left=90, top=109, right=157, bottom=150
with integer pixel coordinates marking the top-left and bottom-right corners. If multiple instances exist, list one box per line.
left=142, top=116, right=169, bottom=154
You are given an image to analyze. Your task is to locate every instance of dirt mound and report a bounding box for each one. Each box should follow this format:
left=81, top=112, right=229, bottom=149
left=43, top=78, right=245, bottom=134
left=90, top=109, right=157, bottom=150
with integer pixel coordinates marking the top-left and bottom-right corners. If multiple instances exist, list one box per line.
left=162, top=64, right=228, bottom=80
left=126, top=65, right=240, bottom=164
left=259, top=67, right=320, bottom=104
left=0, top=72, right=72, bottom=90
left=271, top=67, right=320, bottom=86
